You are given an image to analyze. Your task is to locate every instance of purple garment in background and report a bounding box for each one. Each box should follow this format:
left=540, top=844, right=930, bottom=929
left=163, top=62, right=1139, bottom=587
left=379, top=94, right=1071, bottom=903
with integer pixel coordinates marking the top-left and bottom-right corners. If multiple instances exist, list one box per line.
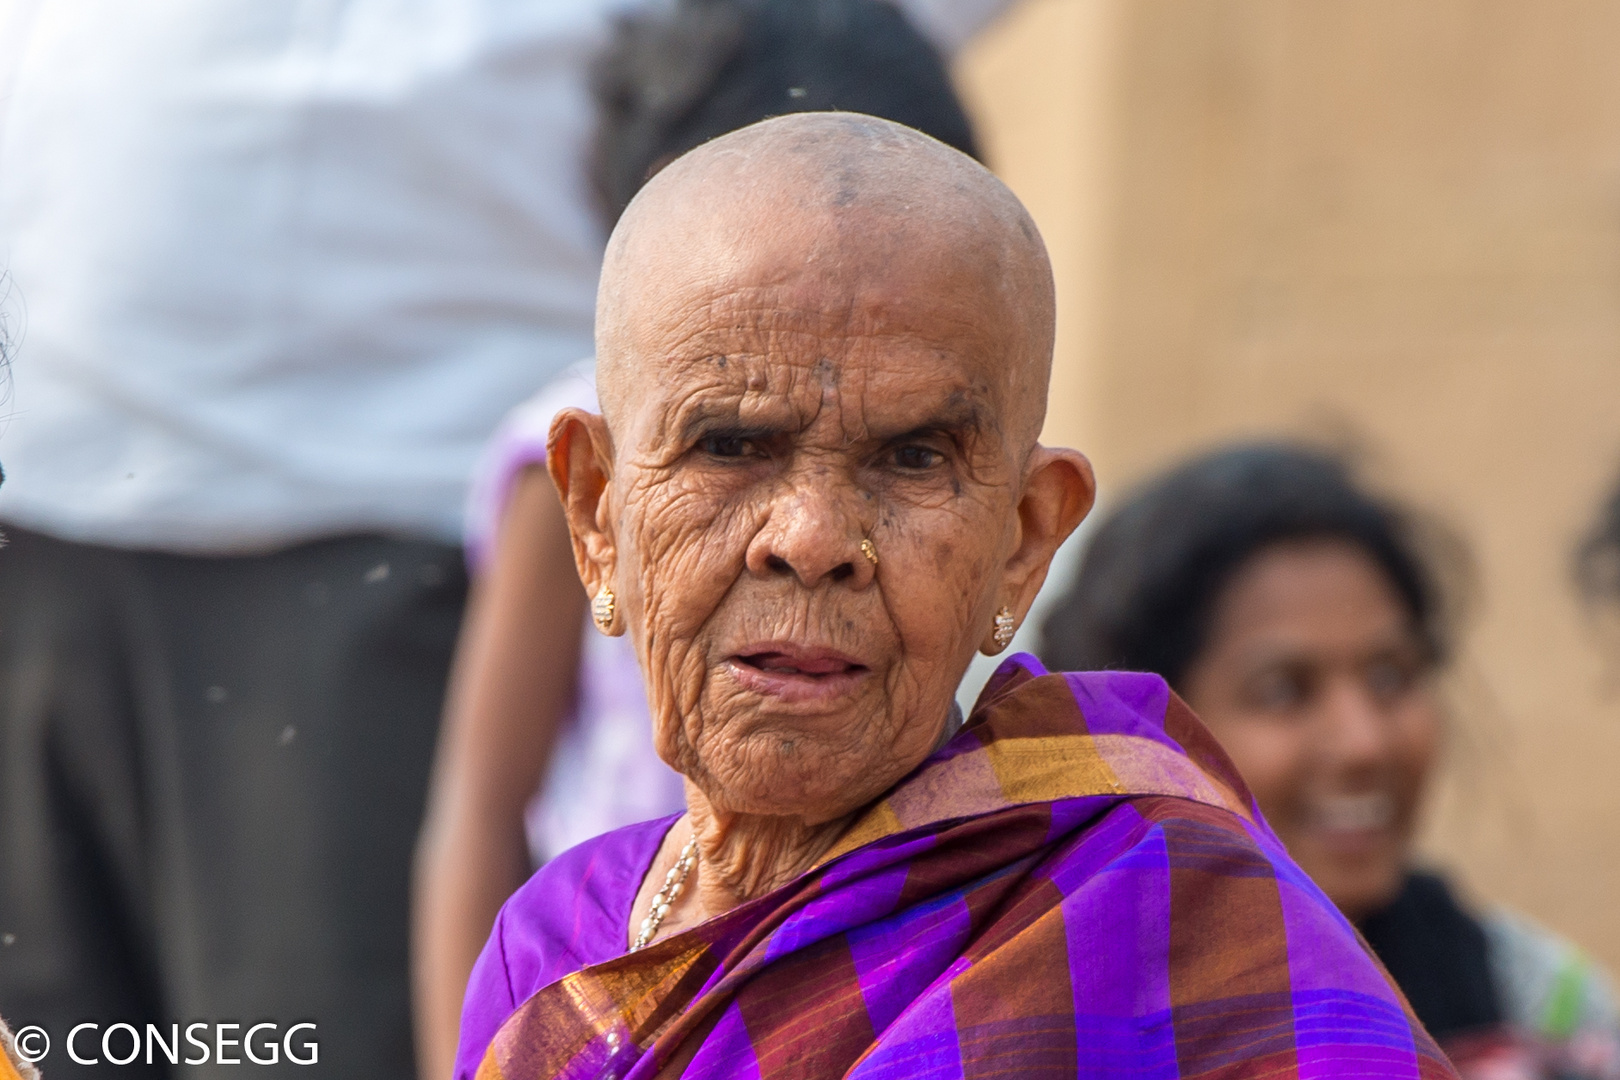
left=462, top=361, right=686, bottom=864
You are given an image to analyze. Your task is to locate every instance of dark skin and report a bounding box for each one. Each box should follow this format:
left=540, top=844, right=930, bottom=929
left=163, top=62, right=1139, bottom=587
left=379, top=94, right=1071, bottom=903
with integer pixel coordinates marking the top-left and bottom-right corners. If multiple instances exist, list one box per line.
left=412, top=116, right=1090, bottom=1078
left=1179, top=539, right=1442, bottom=922
left=551, top=114, right=1096, bottom=945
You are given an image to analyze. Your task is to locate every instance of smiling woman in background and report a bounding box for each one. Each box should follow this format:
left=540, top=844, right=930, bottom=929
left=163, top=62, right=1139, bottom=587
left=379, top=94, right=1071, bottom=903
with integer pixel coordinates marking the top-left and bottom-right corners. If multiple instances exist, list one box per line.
left=1044, top=444, right=1620, bottom=1080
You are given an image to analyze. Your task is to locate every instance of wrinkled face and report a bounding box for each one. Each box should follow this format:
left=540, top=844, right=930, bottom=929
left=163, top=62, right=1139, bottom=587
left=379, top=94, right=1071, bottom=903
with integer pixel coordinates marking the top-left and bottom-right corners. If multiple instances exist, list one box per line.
left=599, top=209, right=1031, bottom=826
left=1180, top=540, right=1442, bottom=921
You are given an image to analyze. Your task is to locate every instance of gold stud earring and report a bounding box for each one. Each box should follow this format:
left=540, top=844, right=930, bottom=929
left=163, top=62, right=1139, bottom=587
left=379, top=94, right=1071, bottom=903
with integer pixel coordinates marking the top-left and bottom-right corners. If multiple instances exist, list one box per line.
left=991, top=606, right=1017, bottom=652
left=860, top=538, right=879, bottom=566
left=591, top=587, right=617, bottom=634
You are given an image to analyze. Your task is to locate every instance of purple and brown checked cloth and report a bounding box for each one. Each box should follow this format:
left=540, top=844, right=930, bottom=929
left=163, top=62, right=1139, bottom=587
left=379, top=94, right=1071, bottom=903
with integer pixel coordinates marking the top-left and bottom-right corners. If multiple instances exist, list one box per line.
left=457, top=654, right=1458, bottom=1079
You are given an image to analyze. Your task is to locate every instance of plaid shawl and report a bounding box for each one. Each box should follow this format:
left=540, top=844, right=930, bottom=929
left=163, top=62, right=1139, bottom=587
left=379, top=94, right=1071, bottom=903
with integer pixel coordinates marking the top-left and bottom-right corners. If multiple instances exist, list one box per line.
left=473, top=655, right=1456, bottom=1080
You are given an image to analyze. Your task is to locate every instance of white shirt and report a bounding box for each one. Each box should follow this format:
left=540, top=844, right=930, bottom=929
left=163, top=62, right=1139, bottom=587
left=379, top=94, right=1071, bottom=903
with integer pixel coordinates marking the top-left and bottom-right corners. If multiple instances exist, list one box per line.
left=0, top=0, right=1011, bottom=553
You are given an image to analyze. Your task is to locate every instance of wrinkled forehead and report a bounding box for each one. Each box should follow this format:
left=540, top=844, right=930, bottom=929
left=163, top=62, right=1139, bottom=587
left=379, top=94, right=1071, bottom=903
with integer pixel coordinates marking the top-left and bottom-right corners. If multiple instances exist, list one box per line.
left=608, top=214, right=1029, bottom=432
left=644, top=337, right=1006, bottom=455
left=596, top=115, right=1054, bottom=448
left=606, top=205, right=1021, bottom=449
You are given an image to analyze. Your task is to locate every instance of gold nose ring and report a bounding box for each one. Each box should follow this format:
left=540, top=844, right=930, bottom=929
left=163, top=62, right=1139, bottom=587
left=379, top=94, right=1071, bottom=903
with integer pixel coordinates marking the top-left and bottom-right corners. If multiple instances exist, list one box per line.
left=860, top=538, right=879, bottom=567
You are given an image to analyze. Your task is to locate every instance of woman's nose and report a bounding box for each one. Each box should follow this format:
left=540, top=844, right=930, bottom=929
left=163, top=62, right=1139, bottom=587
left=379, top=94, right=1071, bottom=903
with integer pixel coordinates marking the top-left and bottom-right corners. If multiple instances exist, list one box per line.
left=1318, top=676, right=1395, bottom=769
left=744, top=476, right=876, bottom=590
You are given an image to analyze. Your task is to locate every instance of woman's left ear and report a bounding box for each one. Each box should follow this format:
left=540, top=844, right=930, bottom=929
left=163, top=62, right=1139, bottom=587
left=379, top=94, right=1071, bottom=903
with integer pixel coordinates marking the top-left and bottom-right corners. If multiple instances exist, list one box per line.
left=981, top=447, right=1096, bottom=654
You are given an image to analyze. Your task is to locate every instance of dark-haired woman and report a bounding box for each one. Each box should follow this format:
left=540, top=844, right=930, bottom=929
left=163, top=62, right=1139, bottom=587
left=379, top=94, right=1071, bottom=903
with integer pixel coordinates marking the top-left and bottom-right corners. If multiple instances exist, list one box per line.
left=410, top=3, right=1002, bottom=1076
left=1044, top=443, right=1620, bottom=1080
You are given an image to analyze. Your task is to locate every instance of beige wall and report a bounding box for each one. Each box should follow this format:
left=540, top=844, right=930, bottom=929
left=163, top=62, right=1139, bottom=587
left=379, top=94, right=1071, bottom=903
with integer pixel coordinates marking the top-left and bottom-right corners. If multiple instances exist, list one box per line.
left=959, top=0, right=1620, bottom=967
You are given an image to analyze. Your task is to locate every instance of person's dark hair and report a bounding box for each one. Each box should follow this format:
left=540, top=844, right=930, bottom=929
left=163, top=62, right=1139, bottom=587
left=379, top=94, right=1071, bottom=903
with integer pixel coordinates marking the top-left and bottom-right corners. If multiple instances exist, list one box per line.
left=1041, top=443, right=1450, bottom=690
left=589, top=0, right=981, bottom=230
left=1576, top=472, right=1620, bottom=609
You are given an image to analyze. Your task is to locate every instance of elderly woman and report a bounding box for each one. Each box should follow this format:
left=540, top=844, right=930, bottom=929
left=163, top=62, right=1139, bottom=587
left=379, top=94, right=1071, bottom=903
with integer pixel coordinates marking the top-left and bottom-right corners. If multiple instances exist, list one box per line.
left=414, top=6, right=987, bottom=1077
left=453, top=115, right=1455, bottom=1080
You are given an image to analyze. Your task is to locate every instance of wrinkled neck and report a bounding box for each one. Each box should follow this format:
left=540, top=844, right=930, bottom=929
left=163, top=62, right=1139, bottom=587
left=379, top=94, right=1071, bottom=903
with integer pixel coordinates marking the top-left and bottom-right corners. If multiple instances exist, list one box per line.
left=684, top=786, right=853, bottom=914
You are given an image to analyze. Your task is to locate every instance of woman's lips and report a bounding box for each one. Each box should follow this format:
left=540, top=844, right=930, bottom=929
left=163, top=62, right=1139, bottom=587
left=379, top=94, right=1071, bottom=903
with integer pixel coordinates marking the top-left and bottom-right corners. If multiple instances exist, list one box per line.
left=726, top=645, right=869, bottom=704
left=1302, top=792, right=1398, bottom=854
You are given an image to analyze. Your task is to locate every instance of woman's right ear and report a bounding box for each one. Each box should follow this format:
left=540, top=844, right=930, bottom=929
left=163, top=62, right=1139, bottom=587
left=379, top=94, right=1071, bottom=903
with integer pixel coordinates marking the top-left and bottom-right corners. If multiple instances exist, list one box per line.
left=546, top=407, right=617, bottom=598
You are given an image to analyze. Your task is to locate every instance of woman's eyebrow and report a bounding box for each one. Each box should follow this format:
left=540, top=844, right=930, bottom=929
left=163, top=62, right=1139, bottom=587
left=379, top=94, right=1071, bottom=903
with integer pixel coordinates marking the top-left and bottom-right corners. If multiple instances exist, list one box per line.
left=868, top=403, right=988, bottom=444
left=675, top=401, right=795, bottom=443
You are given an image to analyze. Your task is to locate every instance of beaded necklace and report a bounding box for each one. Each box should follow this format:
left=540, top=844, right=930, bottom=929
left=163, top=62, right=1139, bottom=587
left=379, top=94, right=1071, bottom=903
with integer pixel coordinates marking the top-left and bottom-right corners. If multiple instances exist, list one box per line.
left=631, top=836, right=698, bottom=951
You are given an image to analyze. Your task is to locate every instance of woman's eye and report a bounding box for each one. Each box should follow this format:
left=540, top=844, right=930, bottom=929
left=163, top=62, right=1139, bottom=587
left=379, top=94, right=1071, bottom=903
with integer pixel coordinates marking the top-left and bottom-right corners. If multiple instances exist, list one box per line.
left=700, top=435, right=755, bottom=459
left=1365, top=659, right=1414, bottom=700
left=892, top=445, right=942, bottom=470
left=1248, top=668, right=1310, bottom=713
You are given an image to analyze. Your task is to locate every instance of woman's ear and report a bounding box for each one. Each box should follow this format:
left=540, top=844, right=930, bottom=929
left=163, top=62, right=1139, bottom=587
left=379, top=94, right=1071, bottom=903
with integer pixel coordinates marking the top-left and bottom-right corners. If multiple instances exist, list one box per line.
left=546, top=407, right=618, bottom=599
left=997, top=446, right=1096, bottom=631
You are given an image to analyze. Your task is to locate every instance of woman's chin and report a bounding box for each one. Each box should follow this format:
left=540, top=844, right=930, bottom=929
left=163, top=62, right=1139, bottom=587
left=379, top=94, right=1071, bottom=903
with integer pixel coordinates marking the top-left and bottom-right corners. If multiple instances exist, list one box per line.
left=1311, top=823, right=1397, bottom=860
left=1292, top=834, right=1407, bottom=921
left=691, top=735, right=910, bottom=824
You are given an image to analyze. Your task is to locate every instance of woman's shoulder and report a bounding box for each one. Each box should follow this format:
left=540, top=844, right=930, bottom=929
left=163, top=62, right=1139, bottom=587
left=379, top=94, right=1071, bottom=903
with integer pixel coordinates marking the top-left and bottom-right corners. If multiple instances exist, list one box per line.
left=455, top=813, right=679, bottom=1080
left=499, top=812, right=678, bottom=981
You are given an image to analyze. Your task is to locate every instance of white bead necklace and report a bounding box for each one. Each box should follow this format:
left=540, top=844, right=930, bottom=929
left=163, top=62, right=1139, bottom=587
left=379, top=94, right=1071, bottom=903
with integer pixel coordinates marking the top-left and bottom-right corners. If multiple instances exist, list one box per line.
left=631, top=836, right=698, bottom=951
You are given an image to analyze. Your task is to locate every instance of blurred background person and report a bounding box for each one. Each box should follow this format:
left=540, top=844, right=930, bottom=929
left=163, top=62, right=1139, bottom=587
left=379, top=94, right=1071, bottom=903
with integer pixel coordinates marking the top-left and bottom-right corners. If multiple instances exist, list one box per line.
left=946, top=2, right=1620, bottom=995
left=410, top=1, right=990, bottom=1076
left=1042, top=444, right=1620, bottom=1080
left=0, top=2, right=628, bottom=1075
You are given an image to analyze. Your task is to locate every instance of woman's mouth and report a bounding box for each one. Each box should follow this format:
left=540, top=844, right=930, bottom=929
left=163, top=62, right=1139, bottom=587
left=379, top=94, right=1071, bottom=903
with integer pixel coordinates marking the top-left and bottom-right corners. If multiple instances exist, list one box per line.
left=1304, top=792, right=1398, bottom=853
left=726, top=645, right=869, bottom=704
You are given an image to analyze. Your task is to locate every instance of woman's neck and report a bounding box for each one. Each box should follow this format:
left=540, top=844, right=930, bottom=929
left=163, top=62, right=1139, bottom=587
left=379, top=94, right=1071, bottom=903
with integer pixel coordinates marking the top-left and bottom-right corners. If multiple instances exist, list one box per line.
left=685, top=793, right=852, bottom=910
left=629, top=789, right=853, bottom=948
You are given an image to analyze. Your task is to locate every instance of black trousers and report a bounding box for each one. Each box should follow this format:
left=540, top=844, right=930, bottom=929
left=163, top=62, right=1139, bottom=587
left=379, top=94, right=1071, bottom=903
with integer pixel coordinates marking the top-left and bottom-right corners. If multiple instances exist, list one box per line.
left=0, top=527, right=466, bottom=1078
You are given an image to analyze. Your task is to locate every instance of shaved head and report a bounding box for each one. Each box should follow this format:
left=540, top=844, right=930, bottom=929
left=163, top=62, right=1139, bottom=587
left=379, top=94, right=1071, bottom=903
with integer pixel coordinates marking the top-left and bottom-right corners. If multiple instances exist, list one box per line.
left=595, top=112, right=1056, bottom=454
left=550, top=111, right=1091, bottom=840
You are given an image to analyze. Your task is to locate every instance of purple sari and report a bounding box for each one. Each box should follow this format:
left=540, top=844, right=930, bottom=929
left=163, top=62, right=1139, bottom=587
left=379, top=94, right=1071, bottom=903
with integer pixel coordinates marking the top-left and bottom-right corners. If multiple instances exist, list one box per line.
left=456, top=655, right=1456, bottom=1080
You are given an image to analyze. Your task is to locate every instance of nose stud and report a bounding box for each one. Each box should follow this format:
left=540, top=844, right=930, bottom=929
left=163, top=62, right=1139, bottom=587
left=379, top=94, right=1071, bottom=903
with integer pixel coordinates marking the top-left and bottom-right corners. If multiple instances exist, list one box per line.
left=860, top=538, right=879, bottom=567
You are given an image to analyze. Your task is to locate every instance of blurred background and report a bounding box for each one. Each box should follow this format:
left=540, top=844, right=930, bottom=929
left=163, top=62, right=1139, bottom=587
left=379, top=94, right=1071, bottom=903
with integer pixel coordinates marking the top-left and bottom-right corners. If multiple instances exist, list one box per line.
left=6, top=1, right=1620, bottom=1076
left=959, top=0, right=1620, bottom=971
